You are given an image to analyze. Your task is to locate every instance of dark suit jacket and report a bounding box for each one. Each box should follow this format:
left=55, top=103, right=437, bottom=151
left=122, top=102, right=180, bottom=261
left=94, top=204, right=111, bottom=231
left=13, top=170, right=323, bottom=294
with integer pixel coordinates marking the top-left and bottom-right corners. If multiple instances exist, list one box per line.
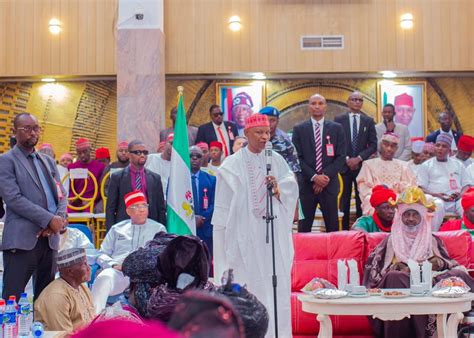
left=292, top=119, right=346, bottom=194
left=334, top=113, right=377, bottom=172
left=0, top=145, right=67, bottom=250
left=426, top=129, right=462, bottom=145
left=194, top=170, right=216, bottom=239
left=195, top=121, right=239, bottom=154
left=0, top=198, right=4, bottom=219
left=105, top=166, right=166, bottom=229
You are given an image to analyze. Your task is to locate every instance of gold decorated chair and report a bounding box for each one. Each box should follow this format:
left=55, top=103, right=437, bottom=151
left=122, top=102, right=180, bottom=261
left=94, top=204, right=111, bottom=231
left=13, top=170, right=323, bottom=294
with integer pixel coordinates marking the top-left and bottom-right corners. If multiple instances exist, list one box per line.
left=64, top=169, right=98, bottom=233
left=93, top=171, right=110, bottom=248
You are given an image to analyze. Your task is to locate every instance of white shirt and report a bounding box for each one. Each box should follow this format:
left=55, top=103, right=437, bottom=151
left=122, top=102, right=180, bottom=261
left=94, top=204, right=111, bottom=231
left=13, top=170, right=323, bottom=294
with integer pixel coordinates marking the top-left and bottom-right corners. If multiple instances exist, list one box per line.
left=145, top=153, right=170, bottom=197
left=349, top=112, right=361, bottom=140
left=96, top=218, right=166, bottom=268
left=453, top=156, right=473, bottom=168
left=417, top=157, right=472, bottom=194
left=439, top=129, right=457, bottom=151
left=213, top=122, right=231, bottom=156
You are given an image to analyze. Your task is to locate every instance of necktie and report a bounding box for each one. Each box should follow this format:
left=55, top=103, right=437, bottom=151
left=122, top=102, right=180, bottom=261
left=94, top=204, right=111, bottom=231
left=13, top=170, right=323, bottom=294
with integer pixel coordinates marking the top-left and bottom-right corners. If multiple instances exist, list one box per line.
left=32, top=153, right=57, bottom=213
left=352, top=114, right=359, bottom=156
left=314, top=122, right=322, bottom=174
left=192, top=174, right=200, bottom=212
left=135, top=171, right=142, bottom=191
left=216, top=126, right=229, bottom=157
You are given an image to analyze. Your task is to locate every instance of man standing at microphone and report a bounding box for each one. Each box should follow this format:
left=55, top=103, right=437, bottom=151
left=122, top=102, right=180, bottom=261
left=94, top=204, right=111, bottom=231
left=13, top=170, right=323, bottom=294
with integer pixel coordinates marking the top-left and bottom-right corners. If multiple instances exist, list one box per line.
left=212, top=113, right=298, bottom=338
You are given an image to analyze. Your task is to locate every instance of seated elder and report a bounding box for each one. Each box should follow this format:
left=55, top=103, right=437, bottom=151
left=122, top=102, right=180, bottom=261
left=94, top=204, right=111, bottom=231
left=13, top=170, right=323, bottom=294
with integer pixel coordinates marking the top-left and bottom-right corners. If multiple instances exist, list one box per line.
left=35, top=248, right=95, bottom=332
left=440, top=187, right=474, bottom=235
left=352, top=185, right=396, bottom=233
left=363, top=186, right=474, bottom=338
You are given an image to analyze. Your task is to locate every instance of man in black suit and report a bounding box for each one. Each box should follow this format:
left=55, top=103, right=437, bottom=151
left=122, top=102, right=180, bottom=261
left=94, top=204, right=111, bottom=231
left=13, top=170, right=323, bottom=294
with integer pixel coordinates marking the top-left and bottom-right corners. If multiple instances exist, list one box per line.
left=106, top=140, right=166, bottom=230
left=195, top=104, right=239, bottom=157
left=334, top=92, right=377, bottom=230
left=425, top=111, right=462, bottom=151
left=293, top=94, right=346, bottom=232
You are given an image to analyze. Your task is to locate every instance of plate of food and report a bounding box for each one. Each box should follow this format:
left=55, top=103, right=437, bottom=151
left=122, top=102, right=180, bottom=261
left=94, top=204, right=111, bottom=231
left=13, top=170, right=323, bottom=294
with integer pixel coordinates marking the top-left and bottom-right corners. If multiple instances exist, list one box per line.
left=368, top=288, right=382, bottom=296
left=382, top=290, right=409, bottom=298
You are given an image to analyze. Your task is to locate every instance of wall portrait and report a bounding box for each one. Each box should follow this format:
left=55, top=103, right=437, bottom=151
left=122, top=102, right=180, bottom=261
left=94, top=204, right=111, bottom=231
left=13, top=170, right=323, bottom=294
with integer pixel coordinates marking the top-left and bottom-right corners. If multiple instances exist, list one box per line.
left=216, top=82, right=266, bottom=136
left=377, top=81, right=427, bottom=137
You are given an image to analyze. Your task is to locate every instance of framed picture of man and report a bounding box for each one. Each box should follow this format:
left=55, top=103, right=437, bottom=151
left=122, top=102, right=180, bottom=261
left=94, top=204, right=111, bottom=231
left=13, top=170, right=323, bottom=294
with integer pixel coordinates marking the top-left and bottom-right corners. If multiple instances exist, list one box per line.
left=377, top=81, right=427, bottom=138
left=216, top=82, right=266, bottom=136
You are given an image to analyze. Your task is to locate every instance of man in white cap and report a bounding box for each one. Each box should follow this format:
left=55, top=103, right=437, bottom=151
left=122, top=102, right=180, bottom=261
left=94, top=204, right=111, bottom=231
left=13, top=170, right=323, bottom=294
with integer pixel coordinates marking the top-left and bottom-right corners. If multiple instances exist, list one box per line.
left=357, top=132, right=417, bottom=215
left=212, top=113, right=298, bottom=338
left=407, top=138, right=426, bottom=176
left=91, top=190, right=166, bottom=314
left=35, top=248, right=95, bottom=332
left=418, top=133, right=472, bottom=222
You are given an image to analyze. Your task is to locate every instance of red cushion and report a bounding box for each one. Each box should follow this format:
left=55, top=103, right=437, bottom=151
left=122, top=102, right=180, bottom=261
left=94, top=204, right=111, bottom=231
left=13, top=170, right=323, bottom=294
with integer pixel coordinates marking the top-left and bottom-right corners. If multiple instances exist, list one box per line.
left=291, top=293, right=372, bottom=335
left=292, top=232, right=366, bottom=291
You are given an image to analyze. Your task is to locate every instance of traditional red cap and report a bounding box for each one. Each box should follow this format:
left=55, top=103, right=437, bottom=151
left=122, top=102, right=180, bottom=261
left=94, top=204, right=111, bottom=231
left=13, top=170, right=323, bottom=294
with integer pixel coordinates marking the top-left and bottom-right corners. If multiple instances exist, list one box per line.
left=209, top=141, right=223, bottom=150
left=244, top=113, right=270, bottom=130
left=462, top=187, right=474, bottom=210
left=196, top=142, right=209, bottom=151
left=167, top=133, right=174, bottom=142
left=370, top=185, right=397, bottom=208
left=394, top=93, right=414, bottom=107
left=60, top=153, right=73, bottom=161
left=95, top=147, right=111, bottom=159
left=75, top=138, right=91, bottom=150
left=233, top=92, right=253, bottom=107
left=117, top=141, right=128, bottom=149
left=39, top=143, right=53, bottom=150
left=457, top=135, right=474, bottom=153
left=124, top=191, right=147, bottom=208
left=411, top=137, right=424, bottom=142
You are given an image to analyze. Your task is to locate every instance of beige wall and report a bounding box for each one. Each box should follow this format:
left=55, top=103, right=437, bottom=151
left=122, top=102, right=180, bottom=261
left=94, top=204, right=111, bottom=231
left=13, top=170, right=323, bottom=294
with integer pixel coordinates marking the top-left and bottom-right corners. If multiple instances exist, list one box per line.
left=1, top=0, right=473, bottom=76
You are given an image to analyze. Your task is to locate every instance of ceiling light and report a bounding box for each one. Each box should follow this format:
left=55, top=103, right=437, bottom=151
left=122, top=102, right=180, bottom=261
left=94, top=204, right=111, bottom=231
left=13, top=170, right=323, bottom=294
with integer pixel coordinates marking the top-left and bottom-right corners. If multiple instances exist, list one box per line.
left=380, top=71, right=397, bottom=79
left=41, top=78, right=56, bottom=82
left=228, top=16, right=242, bottom=32
left=400, top=13, right=414, bottom=30
left=252, top=72, right=266, bottom=80
left=49, top=18, right=62, bottom=35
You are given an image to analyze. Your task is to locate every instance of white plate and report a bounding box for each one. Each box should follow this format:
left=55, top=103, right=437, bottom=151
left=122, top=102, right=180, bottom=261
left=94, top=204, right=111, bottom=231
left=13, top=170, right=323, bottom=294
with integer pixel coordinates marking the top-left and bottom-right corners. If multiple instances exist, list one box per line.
left=410, top=292, right=426, bottom=297
left=350, top=293, right=370, bottom=298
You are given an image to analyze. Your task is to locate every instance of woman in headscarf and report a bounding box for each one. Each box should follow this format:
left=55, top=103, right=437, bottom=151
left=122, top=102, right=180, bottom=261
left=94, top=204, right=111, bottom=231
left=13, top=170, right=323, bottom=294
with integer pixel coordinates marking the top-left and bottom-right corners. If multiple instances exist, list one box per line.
left=363, top=186, right=474, bottom=338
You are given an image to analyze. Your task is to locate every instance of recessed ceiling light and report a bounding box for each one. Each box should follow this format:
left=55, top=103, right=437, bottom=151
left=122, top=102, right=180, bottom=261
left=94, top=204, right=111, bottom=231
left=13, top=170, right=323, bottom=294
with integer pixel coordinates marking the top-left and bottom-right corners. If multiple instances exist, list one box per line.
left=380, top=71, right=397, bottom=78
left=41, top=78, right=56, bottom=82
left=49, top=18, right=62, bottom=35
left=252, top=72, right=266, bottom=80
left=400, top=13, right=414, bottom=30
left=228, top=16, right=242, bottom=32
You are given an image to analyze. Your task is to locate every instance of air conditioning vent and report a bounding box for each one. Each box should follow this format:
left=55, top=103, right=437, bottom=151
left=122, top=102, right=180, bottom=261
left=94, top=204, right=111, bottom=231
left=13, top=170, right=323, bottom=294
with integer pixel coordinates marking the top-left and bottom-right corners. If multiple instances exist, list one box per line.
left=301, top=35, right=344, bottom=50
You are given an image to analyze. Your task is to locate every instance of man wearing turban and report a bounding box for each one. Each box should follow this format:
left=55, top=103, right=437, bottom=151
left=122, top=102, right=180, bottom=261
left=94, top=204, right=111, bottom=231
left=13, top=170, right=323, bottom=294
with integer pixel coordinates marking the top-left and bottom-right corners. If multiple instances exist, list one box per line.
left=352, top=185, right=396, bottom=232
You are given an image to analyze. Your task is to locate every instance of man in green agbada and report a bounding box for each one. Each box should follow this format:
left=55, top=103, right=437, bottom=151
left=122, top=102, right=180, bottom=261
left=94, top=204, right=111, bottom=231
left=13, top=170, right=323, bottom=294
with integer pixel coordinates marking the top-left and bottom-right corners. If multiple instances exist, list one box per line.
left=352, top=185, right=397, bottom=232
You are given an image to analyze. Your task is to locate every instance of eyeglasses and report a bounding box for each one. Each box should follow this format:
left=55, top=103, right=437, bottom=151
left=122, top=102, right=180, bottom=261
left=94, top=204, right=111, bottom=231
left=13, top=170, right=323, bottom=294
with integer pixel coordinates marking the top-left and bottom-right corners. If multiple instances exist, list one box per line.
left=17, top=126, right=41, bottom=133
left=212, top=112, right=224, bottom=116
left=190, top=154, right=203, bottom=159
left=350, top=98, right=364, bottom=102
left=129, top=150, right=149, bottom=156
left=128, top=204, right=149, bottom=210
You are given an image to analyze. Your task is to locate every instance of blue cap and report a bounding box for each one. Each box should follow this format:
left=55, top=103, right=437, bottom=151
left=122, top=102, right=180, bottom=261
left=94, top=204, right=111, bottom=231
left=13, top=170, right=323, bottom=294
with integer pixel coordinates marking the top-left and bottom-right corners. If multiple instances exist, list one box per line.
left=259, top=106, right=280, bottom=118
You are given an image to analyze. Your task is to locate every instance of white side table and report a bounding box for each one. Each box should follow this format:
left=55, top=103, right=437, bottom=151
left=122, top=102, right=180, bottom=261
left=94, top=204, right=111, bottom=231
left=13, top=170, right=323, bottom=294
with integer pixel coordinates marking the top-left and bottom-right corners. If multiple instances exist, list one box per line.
left=298, top=291, right=474, bottom=338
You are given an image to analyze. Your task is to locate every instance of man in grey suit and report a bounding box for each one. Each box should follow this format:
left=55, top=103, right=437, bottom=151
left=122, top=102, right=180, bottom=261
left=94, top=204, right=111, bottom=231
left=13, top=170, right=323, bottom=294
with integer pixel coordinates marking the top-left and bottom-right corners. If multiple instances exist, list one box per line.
left=0, top=113, right=67, bottom=300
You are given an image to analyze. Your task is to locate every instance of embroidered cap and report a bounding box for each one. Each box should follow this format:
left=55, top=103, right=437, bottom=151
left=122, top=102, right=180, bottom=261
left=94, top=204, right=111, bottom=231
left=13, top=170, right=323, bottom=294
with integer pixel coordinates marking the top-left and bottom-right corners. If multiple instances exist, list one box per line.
left=380, top=132, right=400, bottom=144
left=118, top=141, right=129, bottom=149
left=75, top=138, right=91, bottom=150
left=435, top=133, right=453, bottom=146
left=244, top=113, right=270, bottom=130
left=57, top=248, right=86, bottom=269
left=125, top=191, right=147, bottom=208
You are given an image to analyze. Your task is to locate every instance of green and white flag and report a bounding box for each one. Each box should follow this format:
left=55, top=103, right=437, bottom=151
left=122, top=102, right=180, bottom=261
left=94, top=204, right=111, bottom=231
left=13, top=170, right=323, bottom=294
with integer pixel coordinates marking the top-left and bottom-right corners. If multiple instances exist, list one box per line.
left=166, top=88, right=196, bottom=235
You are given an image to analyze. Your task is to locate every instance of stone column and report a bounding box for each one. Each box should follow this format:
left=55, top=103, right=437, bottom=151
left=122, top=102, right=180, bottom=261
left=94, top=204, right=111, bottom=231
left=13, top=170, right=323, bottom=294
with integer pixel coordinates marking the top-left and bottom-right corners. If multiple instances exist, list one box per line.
left=116, top=0, right=164, bottom=151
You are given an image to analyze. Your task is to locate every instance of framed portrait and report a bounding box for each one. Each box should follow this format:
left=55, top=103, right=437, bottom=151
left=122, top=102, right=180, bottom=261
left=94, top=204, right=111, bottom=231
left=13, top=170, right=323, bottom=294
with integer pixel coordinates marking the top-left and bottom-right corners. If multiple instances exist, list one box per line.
left=376, top=81, right=427, bottom=137
left=216, top=82, right=266, bottom=135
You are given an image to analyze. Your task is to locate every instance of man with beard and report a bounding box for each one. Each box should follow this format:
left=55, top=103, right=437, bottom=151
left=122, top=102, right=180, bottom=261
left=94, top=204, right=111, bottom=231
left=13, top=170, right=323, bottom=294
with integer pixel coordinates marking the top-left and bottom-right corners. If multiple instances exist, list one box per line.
left=110, top=141, right=130, bottom=169
left=426, top=111, right=462, bottom=151
left=0, top=113, right=67, bottom=300
left=375, top=103, right=411, bottom=161
left=213, top=113, right=298, bottom=337
left=352, top=185, right=396, bottom=232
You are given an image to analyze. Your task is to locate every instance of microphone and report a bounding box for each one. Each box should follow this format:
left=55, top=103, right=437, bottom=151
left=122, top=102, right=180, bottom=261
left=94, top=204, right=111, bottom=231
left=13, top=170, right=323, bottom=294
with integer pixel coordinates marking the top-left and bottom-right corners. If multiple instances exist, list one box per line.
left=265, top=142, right=273, bottom=171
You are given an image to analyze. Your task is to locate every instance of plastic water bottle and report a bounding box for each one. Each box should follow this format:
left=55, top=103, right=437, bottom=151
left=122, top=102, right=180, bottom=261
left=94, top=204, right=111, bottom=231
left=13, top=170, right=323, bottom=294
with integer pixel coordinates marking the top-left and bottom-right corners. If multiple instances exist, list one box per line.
left=18, top=293, right=31, bottom=337
left=7, top=296, right=17, bottom=337
left=3, top=300, right=16, bottom=338
left=0, top=299, right=6, bottom=338
left=31, top=322, right=44, bottom=338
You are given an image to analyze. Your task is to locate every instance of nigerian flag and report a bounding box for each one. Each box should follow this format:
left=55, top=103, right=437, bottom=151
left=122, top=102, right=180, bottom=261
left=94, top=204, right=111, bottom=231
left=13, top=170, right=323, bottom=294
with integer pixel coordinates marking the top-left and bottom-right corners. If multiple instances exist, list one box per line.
left=166, top=88, right=196, bottom=235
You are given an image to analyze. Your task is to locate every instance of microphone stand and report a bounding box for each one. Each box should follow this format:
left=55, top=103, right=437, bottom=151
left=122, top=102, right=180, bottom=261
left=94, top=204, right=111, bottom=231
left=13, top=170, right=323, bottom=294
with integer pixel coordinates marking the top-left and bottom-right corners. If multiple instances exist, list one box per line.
left=264, top=161, right=279, bottom=338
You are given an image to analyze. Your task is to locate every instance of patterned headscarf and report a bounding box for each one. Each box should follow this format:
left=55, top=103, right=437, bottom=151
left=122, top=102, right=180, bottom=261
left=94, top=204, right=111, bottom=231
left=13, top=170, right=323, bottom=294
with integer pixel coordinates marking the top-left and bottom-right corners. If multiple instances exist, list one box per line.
left=390, top=187, right=435, bottom=263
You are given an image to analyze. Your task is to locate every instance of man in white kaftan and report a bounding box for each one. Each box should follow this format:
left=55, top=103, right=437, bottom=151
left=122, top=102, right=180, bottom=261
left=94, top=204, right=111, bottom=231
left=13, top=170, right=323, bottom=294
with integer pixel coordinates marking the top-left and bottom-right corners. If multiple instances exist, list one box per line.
left=212, top=113, right=298, bottom=338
